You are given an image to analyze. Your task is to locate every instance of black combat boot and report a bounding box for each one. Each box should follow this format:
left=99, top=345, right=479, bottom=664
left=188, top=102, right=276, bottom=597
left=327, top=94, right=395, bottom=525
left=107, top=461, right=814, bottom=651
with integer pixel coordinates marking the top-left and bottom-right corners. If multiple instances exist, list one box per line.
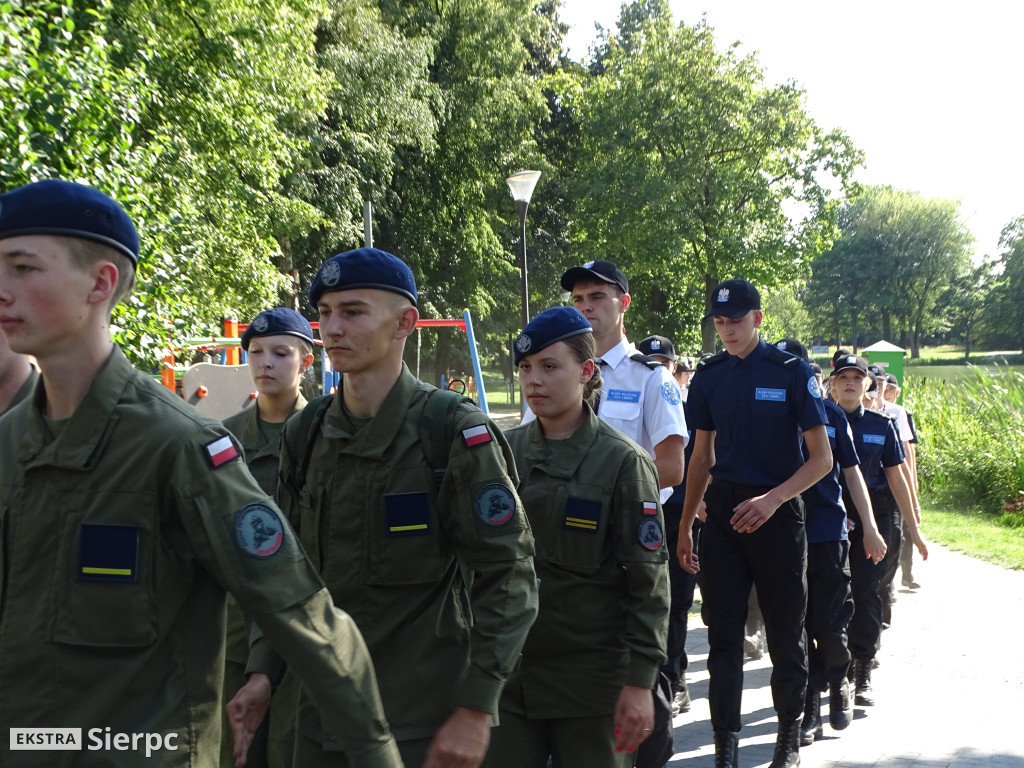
left=713, top=730, right=739, bottom=768
left=799, top=688, right=822, bottom=746
left=829, top=677, right=853, bottom=730
left=768, top=719, right=801, bottom=768
left=853, top=658, right=875, bottom=706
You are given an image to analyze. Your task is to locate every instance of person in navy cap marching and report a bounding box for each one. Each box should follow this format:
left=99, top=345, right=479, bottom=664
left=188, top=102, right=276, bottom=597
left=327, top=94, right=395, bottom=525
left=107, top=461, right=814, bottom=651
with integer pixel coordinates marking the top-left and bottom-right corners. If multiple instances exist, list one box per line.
left=0, top=179, right=401, bottom=767
left=677, top=279, right=833, bottom=768
left=220, top=307, right=315, bottom=768
left=486, top=307, right=669, bottom=768
left=235, top=247, right=539, bottom=768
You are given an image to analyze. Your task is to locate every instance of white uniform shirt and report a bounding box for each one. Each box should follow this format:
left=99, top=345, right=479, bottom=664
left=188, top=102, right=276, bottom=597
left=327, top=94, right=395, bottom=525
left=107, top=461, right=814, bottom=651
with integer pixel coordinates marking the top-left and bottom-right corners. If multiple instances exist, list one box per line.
left=521, top=338, right=688, bottom=501
left=881, top=401, right=914, bottom=443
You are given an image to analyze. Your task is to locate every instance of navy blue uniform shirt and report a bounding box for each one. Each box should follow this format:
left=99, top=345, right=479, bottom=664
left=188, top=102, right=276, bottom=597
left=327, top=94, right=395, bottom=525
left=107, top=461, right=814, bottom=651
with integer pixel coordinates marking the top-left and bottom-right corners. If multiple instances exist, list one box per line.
left=688, top=339, right=828, bottom=487
left=802, top=399, right=860, bottom=543
left=844, top=405, right=905, bottom=490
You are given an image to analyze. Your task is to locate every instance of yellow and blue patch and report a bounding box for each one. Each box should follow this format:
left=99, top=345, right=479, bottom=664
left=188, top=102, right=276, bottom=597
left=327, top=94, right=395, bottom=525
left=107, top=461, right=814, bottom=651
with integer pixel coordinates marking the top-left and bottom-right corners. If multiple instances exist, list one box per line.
left=384, top=492, right=432, bottom=537
left=564, top=497, right=601, bottom=532
left=77, top=523, right=138, bottom=583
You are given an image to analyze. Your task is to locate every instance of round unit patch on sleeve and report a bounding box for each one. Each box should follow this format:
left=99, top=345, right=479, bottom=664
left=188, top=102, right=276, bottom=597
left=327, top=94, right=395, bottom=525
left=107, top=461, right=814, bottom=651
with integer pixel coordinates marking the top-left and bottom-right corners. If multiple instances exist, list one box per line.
left=637, top=518, right=665, bottom=551
left=807, top=375, right=822, bottom=399
left=475, top=483, right=517, bottom=527
left=661, top=381, right=682, bottom=405
left=235, top=504, right=285, bottom=558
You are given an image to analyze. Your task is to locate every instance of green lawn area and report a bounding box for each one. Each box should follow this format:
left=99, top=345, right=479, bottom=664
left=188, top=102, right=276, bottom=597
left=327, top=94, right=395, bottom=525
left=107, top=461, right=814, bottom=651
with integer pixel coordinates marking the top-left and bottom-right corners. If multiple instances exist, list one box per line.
left=921, top=502, right=1024, bottom=570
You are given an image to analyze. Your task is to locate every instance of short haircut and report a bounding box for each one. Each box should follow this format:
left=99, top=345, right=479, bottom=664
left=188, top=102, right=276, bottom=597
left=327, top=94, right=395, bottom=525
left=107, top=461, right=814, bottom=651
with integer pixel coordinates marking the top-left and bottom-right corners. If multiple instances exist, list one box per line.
left=58, top=236, right=136, bottom=312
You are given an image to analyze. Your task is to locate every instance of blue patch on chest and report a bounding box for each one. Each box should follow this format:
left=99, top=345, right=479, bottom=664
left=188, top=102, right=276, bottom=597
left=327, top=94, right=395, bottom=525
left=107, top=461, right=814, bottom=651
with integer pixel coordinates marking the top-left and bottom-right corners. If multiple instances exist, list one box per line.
left=826, top=426, right=836, bottom=438
left=755, top=387, right=786, bottom=402
left=607, top=389, right=640, bottom=404
left=862, top=434, right=886, bottom=445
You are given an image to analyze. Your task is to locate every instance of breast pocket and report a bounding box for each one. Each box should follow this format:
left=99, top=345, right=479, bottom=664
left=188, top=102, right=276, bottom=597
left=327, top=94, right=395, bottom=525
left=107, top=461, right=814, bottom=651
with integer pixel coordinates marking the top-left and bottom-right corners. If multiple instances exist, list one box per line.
left=53, top=491, right=157, bottom=648
left=362, top=467, right=445, bottom=586
left=544, top=487, right=610, bottom=572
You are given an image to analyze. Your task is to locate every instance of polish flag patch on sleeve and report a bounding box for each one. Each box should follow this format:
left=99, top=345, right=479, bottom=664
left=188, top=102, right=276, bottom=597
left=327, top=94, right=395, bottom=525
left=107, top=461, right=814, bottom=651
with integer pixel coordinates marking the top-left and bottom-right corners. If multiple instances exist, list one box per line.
left=462, top=424, right=492, bottom=448
left=204, top=434, right=240, bottom=468
left=643, top=501, right=658, bottom=515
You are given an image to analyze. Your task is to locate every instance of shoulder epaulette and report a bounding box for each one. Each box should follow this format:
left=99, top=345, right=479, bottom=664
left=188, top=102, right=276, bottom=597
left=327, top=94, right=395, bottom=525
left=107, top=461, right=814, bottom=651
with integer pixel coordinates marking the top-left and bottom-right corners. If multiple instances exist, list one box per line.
left=863, top=407, right=895, bottom=421
left=764, top=345, right=801, bottom=366
left=629, top=352, right=664, bottom=371
left=696, top=351, right=728, bottom=370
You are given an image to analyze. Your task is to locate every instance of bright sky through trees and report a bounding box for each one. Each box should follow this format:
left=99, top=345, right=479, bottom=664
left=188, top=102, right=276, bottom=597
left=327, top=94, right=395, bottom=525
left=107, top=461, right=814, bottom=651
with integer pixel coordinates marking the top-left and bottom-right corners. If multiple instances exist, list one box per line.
left=559, top=0, right=1024, bottom=260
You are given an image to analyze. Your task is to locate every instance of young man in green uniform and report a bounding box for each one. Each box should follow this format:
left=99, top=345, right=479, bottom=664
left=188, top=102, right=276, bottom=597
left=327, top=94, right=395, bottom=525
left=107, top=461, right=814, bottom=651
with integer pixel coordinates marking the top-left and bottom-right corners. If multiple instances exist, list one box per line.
left=237, top=248, right=539, bottom=768
left=0, top=180, right=400, bottom=768
left=221, top=308, right=315, bottom=768
left=0, top=329, right=36, bottom=415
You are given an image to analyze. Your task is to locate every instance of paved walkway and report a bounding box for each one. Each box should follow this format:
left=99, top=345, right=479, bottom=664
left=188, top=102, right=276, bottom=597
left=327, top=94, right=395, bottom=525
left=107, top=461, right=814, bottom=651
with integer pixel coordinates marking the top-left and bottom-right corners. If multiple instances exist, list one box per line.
left=669, top=543, right=1024, bottom=767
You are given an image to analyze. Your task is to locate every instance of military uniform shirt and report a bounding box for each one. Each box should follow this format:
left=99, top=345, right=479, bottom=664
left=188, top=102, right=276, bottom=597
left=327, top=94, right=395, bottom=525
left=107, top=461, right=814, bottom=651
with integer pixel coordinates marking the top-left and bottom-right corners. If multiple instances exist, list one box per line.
left=843, top=405, right=905, bottom=491
left=803, top=399, right=859, bottom=544
left=502, top=406, right=669, bottom=718
left=0, top=348, right=396, bottom=767
left=687, top=339, right=828, bottom=487
left=1, top=367, right=38, bottom=417
left=266, top=364, right=538, bottom=743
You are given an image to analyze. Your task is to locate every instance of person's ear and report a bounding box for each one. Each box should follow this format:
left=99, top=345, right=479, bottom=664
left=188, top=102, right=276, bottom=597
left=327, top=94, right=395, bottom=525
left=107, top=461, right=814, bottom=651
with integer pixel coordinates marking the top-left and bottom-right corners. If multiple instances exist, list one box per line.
left=87, top=261, right=119, bottom=307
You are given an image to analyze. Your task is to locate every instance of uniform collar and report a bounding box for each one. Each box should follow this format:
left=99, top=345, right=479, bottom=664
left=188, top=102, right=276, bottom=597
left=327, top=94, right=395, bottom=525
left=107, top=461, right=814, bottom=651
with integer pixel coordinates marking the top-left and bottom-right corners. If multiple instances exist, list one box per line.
left=236, top=394, right=307, bottom=457
left=20, top=346, right=129, bottom=470
left=843, top=402, right=866, bottom=421
left=729, top=337, right=767, bottom=367
left=521, top=403, right=601, bottom=480
left=597, top=338, right=632, bottom=369
left=322, top=363, right=417, bottom=457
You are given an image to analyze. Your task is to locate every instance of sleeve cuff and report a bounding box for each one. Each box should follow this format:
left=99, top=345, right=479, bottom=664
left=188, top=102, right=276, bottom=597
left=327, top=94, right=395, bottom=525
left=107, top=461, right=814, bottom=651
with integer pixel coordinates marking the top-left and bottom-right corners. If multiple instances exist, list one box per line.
left=456, top=675, right=503, bottom=716
left=245, top=638, right=287, bottom=686
left=625, top=656, right=660, bottom=690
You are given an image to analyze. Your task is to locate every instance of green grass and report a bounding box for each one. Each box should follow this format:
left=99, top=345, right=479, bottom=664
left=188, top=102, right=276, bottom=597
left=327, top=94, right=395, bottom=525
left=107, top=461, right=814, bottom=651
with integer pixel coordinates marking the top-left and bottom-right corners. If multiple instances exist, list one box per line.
left=921, top=502, right=1024, bottom=570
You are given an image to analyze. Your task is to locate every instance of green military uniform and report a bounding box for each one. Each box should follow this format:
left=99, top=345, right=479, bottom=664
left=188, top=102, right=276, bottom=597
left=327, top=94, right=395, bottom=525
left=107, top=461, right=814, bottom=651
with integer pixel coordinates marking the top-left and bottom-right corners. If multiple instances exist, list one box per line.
left=487, top=406, right=670, bottom=768
left=221, top=396, right=306, bottom=768
left=0, top=347, right=399, bottom=768
left=1, top=367, right=38, bottom=416
left=256, top=363, right=537, bottom=765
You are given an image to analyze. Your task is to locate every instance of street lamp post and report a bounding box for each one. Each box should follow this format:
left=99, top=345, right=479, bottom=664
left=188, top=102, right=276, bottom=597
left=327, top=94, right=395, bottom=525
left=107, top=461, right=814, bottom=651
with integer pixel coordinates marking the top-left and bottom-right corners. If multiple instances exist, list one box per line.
left=506, top=170, right=541, bottom=331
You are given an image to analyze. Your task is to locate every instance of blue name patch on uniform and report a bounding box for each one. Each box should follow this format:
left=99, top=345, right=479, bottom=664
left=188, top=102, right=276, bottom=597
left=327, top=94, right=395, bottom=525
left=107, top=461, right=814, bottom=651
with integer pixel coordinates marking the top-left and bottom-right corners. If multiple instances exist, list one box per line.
left=234, top=505, right=284, bottom=558
left=564, top=497, right=601, bottom=532
left=606, top=389, right=640, bottom=404
left=78, top=523, right=139, bottom=583
left=637, top=518, right=664, bottom=551
left=661, top=382, right=681, bottom=405
left=863, top=434, right=886, bottom=445
left=755, top=387, right=786, bottom=402
left=826, top=426, right=836, bottom=438
left=384, top=492, right=432, bottom=537
left=475, top=484, right=517, bottom=527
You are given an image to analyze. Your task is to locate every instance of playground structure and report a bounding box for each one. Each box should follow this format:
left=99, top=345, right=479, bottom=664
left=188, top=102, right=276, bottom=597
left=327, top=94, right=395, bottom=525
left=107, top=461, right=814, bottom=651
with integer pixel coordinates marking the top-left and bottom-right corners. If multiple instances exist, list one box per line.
left=162, top=309, right=489, bottom=421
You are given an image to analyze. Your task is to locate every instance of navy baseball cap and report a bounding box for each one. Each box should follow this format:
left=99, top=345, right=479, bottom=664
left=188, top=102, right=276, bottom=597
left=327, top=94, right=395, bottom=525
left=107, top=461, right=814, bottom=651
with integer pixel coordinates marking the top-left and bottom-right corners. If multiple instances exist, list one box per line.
left=884, top=373, right=900, bottom=387
left=241, top=308, right=314, bottom=351
left=560, top=259, right=628, bottom=294
left=308, top=247, right=417, bottom=308
left=831, top=354, right=869, bottom=376
left=0, top=179, right=139, bottom=265
left=677, top=356, right=695, bottom=372
left=705, top=279, right=760, bottom=319
left=774, top=338, right=810, bottom=362
left=638, top=335, right=677, bottom=361
left=514, top=306, right=592, bottom=365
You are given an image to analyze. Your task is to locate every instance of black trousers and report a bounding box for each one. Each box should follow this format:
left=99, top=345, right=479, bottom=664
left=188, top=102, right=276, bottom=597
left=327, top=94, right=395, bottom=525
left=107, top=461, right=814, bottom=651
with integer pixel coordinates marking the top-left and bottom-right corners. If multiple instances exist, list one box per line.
left=847, top=487, right=902, bottom=661
left=699, top=481, right=808, bottom=733
left=661, top=505, right=701, bottom=688
left=805, top=539, right=853, bottom=691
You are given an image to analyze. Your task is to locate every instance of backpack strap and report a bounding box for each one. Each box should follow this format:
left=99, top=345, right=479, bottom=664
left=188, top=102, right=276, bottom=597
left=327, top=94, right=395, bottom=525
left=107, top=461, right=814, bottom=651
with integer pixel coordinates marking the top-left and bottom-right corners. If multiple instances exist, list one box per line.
left=282, top=393, right=333, bottom=494
left=419, top=388, right=469, bottom=492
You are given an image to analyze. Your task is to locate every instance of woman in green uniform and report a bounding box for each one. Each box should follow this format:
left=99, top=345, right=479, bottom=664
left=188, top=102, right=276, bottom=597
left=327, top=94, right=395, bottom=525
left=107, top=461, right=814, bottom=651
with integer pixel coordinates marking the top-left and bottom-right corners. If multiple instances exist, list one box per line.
left=221, top=307, right=313, bottom=768
left=488, top=306, right=670, bottom=768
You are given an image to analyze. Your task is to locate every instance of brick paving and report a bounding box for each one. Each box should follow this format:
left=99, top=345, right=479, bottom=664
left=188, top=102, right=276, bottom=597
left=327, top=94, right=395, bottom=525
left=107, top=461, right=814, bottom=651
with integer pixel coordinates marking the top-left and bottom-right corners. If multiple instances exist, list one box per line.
left=669, top=543, right=1024, bottom=767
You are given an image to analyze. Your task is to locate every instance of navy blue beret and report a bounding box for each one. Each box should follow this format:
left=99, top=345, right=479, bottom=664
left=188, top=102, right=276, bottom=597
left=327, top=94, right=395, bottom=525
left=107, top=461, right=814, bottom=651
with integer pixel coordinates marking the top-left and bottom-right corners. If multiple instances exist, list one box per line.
left=514, top=306, right=592, bottom=365
left=308, top=248, right=417, bottom=308
left=0, top=179, right=139, bottom=265
left=241, top=308, right=314, bottom=351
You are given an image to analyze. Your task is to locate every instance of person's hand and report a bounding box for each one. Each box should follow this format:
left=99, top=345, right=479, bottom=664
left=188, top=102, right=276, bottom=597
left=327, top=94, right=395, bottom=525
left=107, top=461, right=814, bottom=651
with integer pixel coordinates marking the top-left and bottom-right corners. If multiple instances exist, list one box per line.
left=911, top=528, right=929, bottom=561
left=422, top=707, right=491, bottom=768
left=613, top=684, right=654, bottom=755
left=677, top=525, right=699, bottom=574
left=861, top=528, right=887, bottom=564
left=730, top=493, right=781, bottom=533
left=226, top=673, right=271, bottom=767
